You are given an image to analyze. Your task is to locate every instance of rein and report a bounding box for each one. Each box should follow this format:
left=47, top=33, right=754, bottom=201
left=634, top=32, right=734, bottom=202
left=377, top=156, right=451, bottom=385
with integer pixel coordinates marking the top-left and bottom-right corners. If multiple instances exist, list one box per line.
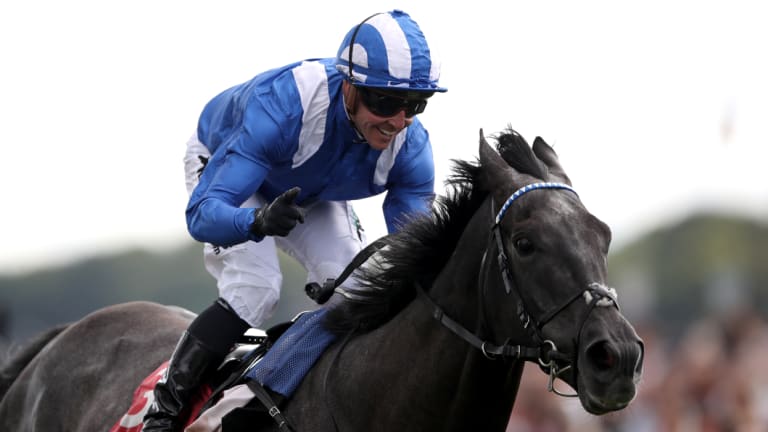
left=416, top=285, right=558, bottom=362
left=419, top=182, right=619, bottom=398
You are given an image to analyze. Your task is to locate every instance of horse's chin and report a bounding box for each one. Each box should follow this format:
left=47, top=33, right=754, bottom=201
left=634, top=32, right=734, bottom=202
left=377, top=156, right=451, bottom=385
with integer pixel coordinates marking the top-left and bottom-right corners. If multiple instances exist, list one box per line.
left=578, top=391, right=632, bottom=415
left=576, top=376, right=637, bottom=415
left=542, top=372, right=632, bottom=414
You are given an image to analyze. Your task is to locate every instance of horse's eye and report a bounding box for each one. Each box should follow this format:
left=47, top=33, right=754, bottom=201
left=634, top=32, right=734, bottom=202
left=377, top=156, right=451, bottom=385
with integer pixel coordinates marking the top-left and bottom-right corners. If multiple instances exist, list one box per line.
left=514, top=237, right=535, bottom=256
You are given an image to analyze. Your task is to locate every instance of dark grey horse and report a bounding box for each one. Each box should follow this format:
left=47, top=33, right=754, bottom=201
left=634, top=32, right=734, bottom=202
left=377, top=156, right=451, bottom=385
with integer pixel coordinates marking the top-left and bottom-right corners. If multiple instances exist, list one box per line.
left=0, top=128, right=643, bottom=431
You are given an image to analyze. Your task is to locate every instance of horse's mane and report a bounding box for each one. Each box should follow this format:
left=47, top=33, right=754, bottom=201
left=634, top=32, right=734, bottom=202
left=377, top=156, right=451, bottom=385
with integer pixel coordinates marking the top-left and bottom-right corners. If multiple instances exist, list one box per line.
left=324, top=127, right=546, bottom=334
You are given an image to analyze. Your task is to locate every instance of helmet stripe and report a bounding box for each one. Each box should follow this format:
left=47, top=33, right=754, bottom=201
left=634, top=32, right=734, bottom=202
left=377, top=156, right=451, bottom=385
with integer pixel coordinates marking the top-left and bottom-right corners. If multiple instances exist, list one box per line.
left=335, top=10, right=447, bottom=92
left=367, top=13, right=411, bottom=81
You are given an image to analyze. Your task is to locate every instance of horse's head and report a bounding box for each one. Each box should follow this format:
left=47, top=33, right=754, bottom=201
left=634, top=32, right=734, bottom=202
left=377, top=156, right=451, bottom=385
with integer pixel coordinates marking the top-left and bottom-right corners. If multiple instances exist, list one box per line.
left=477, top=128, right=643, bottom=414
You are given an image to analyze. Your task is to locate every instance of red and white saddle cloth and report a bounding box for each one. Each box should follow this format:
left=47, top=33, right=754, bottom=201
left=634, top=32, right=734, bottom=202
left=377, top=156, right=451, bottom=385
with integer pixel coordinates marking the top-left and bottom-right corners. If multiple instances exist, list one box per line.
left=109, top=361, right=214, bottom=432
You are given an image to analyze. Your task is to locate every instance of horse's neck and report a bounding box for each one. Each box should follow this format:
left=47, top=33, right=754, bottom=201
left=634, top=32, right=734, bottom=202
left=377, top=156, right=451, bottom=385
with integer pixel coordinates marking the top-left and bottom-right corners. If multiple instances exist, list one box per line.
left=320, top=199, right=521, bottom=430
left=423, top=198, right=523, bottom=429
left=429, top=197, right=494, bottom=325
left=317, top=299, right=523, bottom=431
left=444, top=355, right=525, bottom=430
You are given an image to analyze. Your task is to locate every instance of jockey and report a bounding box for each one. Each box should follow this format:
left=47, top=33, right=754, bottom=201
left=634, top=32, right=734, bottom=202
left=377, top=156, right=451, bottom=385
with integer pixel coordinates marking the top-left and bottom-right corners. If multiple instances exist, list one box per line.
left=143, top=10, right=447, bottom=431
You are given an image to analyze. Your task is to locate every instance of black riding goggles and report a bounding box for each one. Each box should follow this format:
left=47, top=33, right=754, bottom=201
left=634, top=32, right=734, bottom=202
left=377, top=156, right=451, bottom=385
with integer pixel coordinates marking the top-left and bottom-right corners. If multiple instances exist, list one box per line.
left=355, top=86, right=432, bottom=118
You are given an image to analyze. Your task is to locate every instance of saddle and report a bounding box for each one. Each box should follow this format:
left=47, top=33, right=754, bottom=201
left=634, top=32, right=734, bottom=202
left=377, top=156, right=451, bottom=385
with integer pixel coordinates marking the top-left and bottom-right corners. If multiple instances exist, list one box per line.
left=189, top=322, right=295, bottom=431
left=206, top=323, right=288, bottom=401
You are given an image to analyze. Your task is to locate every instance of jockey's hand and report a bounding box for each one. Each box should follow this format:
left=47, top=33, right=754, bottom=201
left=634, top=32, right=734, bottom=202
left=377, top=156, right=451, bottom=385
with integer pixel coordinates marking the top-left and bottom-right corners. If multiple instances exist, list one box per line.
left=250, top=187, right=305, bottom=237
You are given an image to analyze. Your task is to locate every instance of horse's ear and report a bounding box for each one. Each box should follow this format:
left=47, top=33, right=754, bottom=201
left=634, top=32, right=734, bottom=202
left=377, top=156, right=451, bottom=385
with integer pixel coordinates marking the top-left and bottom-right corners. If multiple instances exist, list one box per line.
left=532, top=136, right=571, bottom=185
left=479, top=129, right=507, bottom=173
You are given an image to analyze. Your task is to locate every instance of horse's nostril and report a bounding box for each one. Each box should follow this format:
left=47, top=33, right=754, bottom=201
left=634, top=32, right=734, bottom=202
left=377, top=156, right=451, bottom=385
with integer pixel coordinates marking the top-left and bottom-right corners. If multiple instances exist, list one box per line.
left=586, top=341, right=616, bottom=371
left=634, top=341, right=645, bottom=375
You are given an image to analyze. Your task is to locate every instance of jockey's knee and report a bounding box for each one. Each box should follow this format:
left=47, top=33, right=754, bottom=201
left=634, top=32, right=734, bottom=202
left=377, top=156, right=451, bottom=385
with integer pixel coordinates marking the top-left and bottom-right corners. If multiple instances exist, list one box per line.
left=220, top=284, right=280, bottom=328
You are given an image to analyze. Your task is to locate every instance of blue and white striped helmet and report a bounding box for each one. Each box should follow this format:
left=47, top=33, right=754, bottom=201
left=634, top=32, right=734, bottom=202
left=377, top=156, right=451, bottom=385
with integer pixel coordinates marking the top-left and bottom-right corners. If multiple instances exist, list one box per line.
left=335, top=10, right=447, bottom=93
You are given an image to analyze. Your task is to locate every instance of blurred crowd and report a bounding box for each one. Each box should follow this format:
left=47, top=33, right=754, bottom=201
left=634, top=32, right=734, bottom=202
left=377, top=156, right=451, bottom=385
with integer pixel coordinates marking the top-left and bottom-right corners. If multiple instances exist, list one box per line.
left=507, top=306, right=768, bottom=432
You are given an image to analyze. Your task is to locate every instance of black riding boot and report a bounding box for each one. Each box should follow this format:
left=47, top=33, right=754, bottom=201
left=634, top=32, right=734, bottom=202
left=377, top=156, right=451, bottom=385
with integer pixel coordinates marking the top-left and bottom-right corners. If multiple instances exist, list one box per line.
left=143, top=299, right=250, bottom=432
left=142, top=331, right=220, bottom=431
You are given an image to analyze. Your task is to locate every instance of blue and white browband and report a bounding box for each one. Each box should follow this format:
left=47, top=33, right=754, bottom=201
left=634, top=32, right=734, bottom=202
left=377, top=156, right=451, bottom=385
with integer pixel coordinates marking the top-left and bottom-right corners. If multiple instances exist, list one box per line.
left=495, top=182, right=579, bottom=225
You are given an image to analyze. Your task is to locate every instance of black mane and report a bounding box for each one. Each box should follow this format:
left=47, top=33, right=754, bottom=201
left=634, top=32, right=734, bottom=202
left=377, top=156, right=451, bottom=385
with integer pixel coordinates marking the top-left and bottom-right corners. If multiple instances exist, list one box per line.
left=324, top=127, right=545, bottom=334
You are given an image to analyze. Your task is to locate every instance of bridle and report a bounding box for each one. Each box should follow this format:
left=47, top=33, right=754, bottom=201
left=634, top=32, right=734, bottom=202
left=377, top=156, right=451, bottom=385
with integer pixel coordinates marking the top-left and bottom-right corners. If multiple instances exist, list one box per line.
left=418, top=182, right=620, bottom=397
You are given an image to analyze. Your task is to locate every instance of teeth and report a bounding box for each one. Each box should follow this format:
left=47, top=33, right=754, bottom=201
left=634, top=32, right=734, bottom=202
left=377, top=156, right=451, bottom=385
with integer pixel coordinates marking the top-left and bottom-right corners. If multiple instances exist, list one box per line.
left=378, top=127, right=395, bottom=137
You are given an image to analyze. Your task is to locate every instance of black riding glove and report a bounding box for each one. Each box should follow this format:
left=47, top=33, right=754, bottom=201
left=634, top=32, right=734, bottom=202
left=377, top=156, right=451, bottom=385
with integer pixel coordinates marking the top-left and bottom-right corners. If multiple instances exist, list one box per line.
left=250, top=187, right=305, bottom=237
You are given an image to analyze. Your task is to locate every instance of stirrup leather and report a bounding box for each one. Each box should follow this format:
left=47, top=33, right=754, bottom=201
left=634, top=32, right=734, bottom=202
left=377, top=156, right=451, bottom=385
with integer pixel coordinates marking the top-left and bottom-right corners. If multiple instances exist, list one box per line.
left=246, top=380, right=296, bottom=432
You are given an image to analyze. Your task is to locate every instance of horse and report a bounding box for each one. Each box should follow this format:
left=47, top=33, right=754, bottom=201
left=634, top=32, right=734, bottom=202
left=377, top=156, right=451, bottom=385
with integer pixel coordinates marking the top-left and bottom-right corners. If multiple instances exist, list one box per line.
left=0, top=128, right=643, bottom=431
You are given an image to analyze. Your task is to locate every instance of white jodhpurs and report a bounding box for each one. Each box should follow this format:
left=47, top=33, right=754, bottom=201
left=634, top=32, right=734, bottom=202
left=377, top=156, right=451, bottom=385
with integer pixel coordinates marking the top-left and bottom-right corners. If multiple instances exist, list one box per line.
left=184, top=134, right=367, bottom=327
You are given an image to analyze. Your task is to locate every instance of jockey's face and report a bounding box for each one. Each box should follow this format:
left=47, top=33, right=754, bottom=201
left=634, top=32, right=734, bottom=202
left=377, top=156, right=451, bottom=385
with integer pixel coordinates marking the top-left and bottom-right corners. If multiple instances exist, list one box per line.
left=344, top=81, right=431, bottom=151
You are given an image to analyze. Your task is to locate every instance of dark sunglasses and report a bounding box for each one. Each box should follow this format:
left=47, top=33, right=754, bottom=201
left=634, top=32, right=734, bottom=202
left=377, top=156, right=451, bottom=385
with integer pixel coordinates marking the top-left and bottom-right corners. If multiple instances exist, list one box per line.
left=355, top=86, right=431, bottom=118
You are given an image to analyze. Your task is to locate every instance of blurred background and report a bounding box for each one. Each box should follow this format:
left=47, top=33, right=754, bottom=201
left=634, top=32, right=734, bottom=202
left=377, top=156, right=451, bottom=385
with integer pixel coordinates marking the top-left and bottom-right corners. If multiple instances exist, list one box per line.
left=1, top=1, right=766, bottom=431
